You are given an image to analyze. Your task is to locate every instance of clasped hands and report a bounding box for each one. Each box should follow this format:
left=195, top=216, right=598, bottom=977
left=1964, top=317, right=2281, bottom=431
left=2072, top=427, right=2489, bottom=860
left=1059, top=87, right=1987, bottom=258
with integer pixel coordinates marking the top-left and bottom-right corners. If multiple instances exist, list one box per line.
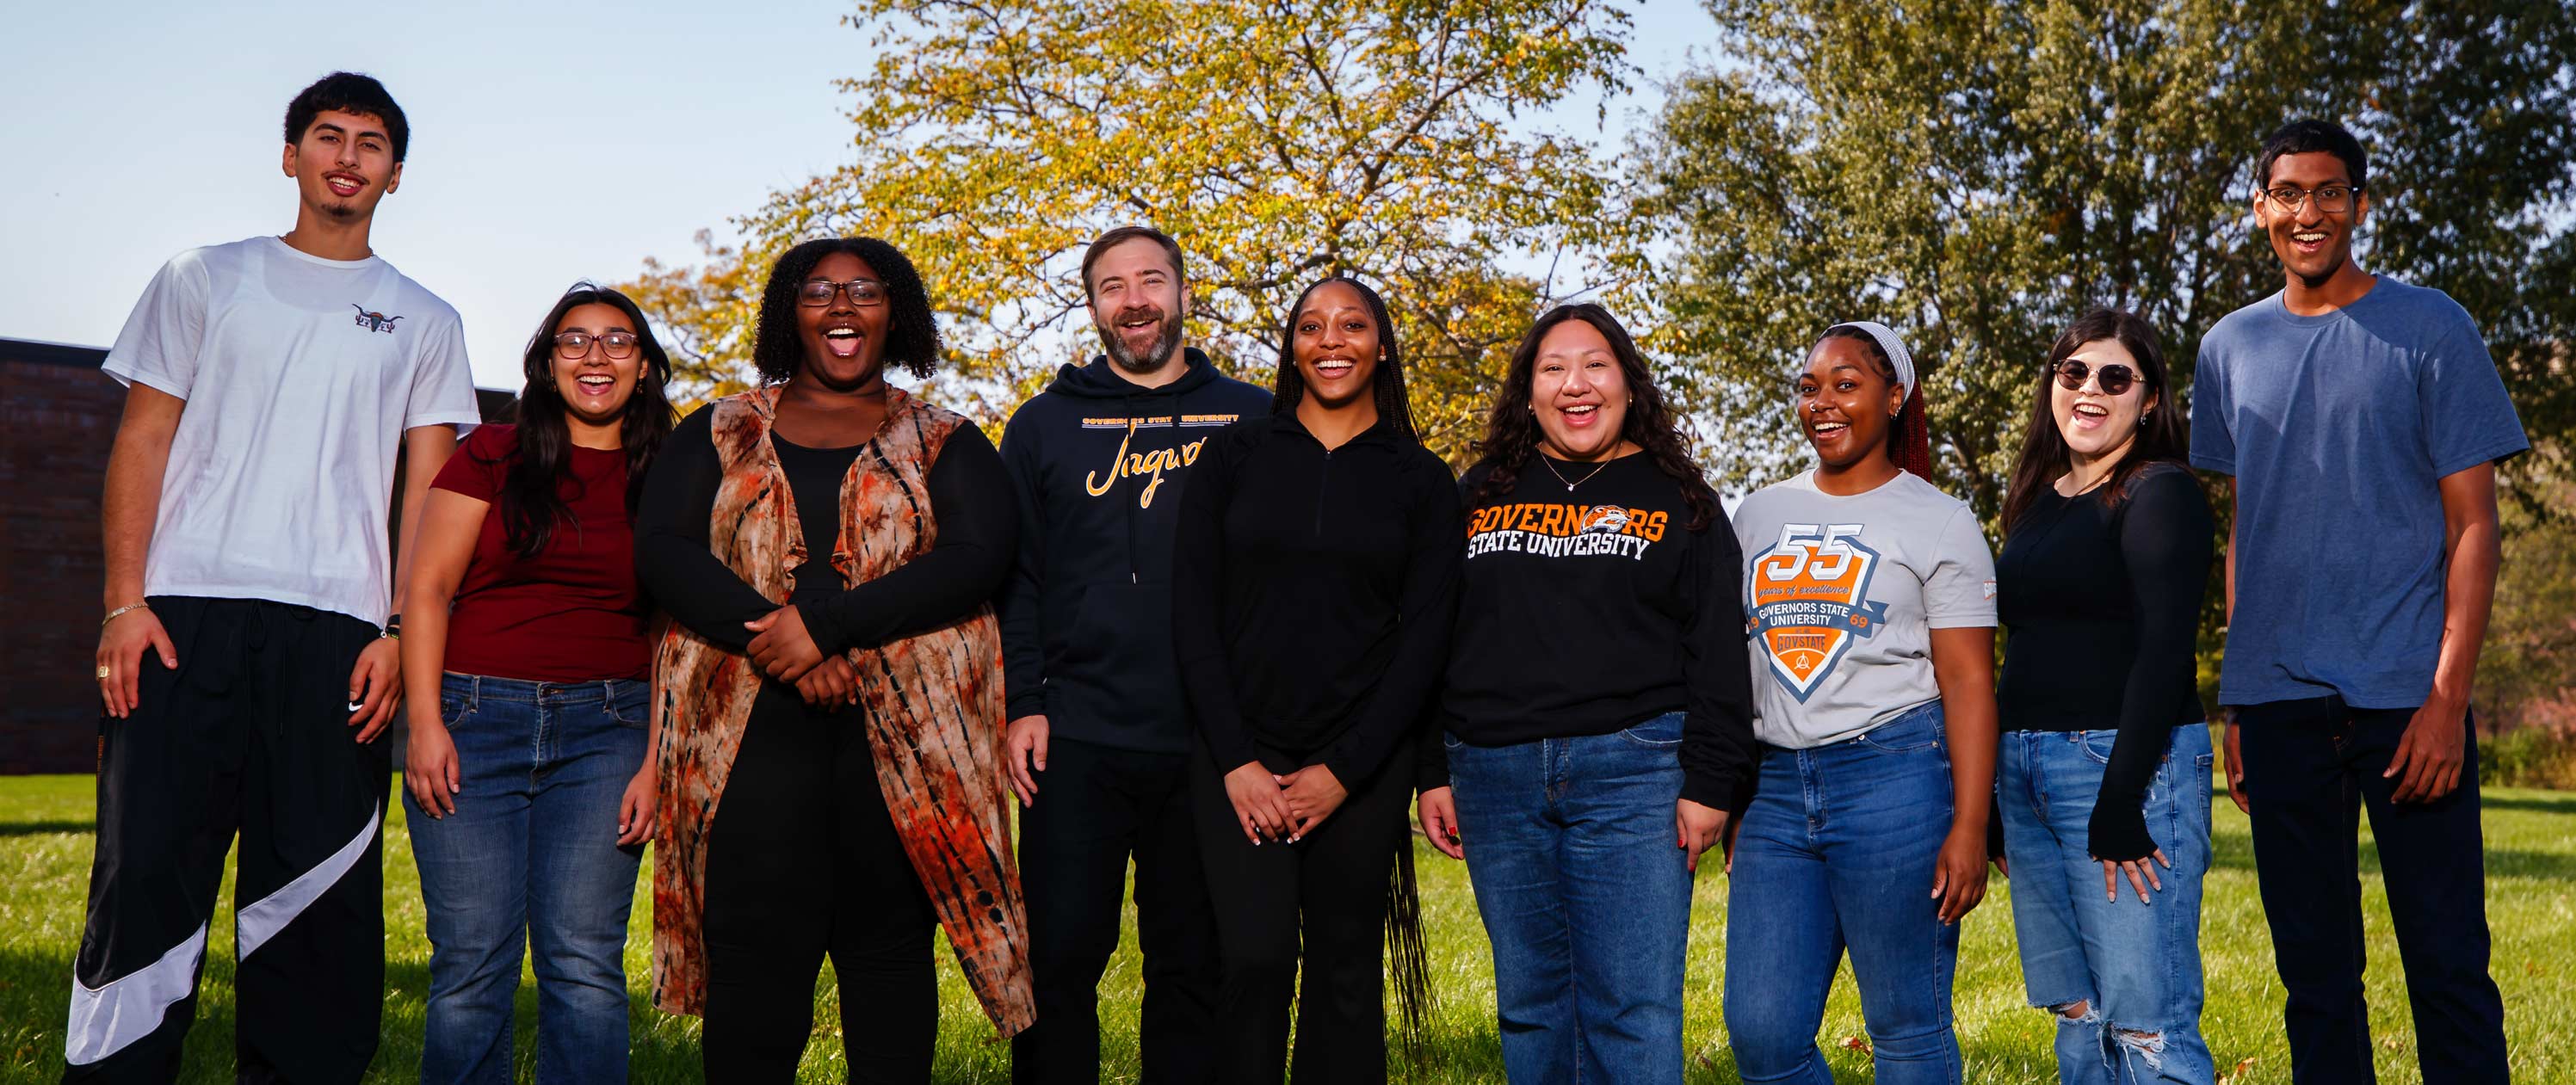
left=1222, top=761, right=1347, bottom=845
left=745, top=605, right=859, bottom=709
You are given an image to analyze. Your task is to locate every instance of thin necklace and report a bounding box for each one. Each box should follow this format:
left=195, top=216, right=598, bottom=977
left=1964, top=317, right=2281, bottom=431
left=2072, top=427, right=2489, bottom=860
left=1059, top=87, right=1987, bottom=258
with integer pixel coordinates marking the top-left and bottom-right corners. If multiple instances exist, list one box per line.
left=1540, top=453, right=1612, bottom=491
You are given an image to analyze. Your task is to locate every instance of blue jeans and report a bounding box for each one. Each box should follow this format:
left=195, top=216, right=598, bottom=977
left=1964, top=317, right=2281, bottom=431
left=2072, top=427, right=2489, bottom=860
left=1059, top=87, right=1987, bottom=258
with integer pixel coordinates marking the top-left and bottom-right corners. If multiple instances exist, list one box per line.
left=1723, top=700, right=1961, bottom=1085
left=1447, top=711, right=1695, bottom=1084
left=405, top=673, right=648, bottom=1085
left=1999, top=724, right=2215, bottom=1085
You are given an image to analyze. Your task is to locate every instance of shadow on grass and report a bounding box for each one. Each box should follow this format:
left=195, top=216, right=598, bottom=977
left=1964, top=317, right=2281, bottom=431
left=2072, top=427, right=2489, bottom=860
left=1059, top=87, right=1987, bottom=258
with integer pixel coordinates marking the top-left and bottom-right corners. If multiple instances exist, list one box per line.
left=1399, top=1020, right=1511, bottom=1083
left=2209, top=841, right=2576, bottom=881
left=0, top=948, right=250, bottom=1082
left=2482, top=792, right=2576, bottom=816
left=0, top=820, right=95, bottom=836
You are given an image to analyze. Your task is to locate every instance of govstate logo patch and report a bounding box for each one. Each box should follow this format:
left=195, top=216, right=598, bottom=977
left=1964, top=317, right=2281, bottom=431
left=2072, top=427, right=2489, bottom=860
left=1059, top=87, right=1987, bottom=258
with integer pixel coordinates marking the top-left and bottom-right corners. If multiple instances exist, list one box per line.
left=1745, top=522, right=1890, bottom=701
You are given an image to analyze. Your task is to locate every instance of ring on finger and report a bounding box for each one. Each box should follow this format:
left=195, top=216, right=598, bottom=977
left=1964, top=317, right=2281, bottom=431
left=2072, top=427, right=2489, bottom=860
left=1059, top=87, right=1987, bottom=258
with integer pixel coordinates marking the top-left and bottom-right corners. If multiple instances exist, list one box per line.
left=96, top=664, right=112, bottom=680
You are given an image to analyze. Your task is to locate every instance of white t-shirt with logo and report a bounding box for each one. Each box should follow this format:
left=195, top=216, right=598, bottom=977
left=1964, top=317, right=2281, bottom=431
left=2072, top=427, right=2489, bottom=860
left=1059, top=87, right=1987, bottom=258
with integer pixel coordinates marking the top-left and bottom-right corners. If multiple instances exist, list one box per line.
left=101, top=237, right=481, bottom=627
left=1733, top=469, right=1997, bottom=749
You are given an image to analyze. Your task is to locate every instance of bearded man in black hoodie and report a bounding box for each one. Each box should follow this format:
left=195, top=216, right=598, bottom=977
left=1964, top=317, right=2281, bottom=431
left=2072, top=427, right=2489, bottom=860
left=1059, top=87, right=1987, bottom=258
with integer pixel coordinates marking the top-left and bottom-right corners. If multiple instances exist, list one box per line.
left=1001, top=226, right=1270, bottom=1082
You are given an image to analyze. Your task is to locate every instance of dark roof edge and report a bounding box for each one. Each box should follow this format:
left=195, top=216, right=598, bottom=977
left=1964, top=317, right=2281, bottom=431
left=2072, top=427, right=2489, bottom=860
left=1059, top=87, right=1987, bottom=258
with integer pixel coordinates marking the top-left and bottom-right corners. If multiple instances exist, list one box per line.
left=0, top=337, right=110, bottom=368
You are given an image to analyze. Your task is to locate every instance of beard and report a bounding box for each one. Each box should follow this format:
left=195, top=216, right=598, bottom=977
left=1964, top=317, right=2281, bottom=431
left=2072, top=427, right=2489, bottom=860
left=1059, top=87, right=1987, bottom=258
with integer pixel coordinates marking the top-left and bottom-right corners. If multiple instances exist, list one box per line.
left=1098, top=305, right=1182, bottom=374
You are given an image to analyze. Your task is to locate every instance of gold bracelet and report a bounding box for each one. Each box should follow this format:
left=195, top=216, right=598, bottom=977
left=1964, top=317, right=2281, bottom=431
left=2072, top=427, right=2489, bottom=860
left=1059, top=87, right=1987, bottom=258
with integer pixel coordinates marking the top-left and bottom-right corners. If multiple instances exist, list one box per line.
left=101, top=603, right=151, bottom=630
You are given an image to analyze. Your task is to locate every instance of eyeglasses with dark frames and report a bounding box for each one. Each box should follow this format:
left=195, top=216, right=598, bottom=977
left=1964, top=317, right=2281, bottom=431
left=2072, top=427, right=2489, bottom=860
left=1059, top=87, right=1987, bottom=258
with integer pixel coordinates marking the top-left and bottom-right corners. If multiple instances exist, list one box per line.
left=799, top=278, right=887, bottom=307
left=553, top=330, right=639, bottom=360
left=2262, top=182, right=2362, bottom=214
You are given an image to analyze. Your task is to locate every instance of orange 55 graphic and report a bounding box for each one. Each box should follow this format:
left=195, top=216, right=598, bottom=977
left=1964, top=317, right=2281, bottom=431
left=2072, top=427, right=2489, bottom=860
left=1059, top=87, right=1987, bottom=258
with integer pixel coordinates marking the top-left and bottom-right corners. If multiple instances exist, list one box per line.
left=1745, top=522, right=1889, bottom=701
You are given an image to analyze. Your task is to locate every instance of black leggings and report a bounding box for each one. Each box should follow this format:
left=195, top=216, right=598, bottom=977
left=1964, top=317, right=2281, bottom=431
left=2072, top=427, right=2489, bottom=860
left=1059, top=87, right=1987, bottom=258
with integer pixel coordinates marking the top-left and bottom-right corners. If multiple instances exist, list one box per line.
left=1189, top=737, right=1415, bottom=1085
left=701, top=685, right=939, bottom=1082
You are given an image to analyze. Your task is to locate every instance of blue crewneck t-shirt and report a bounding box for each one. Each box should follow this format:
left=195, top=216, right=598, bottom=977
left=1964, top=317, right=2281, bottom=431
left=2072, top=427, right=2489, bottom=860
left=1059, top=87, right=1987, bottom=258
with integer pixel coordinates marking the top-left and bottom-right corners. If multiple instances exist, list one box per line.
left=2190, top=276, right=2526, bottom=708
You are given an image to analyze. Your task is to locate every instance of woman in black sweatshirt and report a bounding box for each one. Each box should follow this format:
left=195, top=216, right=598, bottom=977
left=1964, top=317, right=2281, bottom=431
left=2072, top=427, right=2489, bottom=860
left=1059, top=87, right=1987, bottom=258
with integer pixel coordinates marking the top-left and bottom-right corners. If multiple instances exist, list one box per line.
left=1418, top=304, right=1755, bottom=1083
left=1993, top=308, right=2217, bottom=1082
left=1170, top=274, right=1461, bottom=1084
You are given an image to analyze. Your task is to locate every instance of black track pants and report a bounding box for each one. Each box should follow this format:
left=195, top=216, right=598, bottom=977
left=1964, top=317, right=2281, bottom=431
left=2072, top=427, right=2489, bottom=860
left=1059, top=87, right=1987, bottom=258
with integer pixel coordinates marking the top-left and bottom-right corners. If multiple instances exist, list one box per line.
left=65, top=596, right=391, bottom=1084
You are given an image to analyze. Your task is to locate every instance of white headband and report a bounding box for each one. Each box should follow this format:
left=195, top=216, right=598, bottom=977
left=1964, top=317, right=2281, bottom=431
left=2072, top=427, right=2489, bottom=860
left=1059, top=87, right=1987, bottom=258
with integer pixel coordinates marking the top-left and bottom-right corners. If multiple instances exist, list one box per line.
left=1823, top=321, right=1916, bottom=398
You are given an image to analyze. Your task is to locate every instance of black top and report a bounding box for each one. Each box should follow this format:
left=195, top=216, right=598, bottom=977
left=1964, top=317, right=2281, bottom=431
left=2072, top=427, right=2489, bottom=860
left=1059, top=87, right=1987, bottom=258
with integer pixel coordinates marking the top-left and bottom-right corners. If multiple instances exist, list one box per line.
left=996, top=350, right=1273, bottom=752
left=1429, top=453, right=1756, bottom=808
left=633, top=403, right=1016, bottom=658
left=1171, top=413, right=1462, bottom=787
left=1996, top=461, right=2215, bottom=861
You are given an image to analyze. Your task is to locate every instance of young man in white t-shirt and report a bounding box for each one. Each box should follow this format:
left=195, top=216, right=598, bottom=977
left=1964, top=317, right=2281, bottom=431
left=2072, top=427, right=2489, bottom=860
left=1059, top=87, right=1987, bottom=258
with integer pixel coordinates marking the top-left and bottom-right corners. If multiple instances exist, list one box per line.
left=65, top=71, right=481, bottom=1084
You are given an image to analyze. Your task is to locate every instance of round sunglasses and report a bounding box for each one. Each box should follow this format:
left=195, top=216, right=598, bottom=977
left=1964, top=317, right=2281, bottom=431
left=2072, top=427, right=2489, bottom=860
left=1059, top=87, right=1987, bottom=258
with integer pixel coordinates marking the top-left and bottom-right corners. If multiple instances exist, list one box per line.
left=2050, top=358, right=2139, bottom=396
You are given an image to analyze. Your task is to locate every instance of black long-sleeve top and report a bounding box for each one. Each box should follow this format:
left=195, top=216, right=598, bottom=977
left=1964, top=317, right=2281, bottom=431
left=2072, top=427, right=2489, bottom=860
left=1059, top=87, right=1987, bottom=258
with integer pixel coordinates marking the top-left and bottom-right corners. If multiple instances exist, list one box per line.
left=1170, top=413, right=1462, bottom=786
left=1996, top=461, right=2215, bottom=861
left=633, top=404, right=1016, bottom=658
left=1428, top=454, right=1757, bottom=809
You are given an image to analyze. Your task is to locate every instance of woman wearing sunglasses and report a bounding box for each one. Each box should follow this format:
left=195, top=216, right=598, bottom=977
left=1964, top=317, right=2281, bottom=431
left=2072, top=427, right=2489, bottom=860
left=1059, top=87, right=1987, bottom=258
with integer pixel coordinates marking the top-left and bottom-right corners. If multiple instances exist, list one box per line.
left=1725, top=321, right=1997, bottom=1085
left=1993, top=309, right=2216, bottom=1083
left=400, top=283, right=675, bottom=1082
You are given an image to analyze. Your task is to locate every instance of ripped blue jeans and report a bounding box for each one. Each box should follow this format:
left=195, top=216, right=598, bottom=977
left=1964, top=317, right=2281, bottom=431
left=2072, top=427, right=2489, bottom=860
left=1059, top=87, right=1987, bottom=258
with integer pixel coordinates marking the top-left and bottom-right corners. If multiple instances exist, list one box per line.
left=1998, top=724, right=2215, bottom=1085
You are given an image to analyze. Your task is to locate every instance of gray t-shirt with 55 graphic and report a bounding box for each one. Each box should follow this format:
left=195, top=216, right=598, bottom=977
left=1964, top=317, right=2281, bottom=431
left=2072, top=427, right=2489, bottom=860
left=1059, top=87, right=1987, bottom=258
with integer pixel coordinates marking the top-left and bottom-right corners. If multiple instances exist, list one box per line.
left=1734, top=470, right=1997, bottom=749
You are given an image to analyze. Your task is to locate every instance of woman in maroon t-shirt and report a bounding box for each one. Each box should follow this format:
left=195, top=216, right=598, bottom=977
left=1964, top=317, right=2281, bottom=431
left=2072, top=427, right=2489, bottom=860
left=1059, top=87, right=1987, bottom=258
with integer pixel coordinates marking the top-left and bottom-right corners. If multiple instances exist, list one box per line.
left=396, top=284, right=675, bottom=1082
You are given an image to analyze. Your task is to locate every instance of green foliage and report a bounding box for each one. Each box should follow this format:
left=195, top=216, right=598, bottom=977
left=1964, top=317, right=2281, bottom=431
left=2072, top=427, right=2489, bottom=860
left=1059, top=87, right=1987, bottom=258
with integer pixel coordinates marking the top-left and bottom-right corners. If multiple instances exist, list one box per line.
left=1642, top=0, right=2576, bottom=517
left=1645, top=1, right=2575, bottom=720
left=626, top=0, right=1654, bottom=462
left=2480, top=459, right=2576, bottom=732
left=2480, top=722, right=2576, bottom=790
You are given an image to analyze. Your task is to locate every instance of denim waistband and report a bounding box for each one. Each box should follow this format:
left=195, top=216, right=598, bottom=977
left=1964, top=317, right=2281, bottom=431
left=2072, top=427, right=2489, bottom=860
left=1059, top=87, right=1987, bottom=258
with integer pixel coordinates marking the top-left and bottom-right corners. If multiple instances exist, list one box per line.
left=2005, top=720, right=2209, bottom=741
left=440, top=672, right=641, bottom=708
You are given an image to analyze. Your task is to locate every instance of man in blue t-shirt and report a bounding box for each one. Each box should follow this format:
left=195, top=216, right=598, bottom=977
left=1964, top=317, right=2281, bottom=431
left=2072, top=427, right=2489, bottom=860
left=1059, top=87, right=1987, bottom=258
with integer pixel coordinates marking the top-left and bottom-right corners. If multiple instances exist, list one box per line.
left=2191, top=119, right=2518, bottom=1083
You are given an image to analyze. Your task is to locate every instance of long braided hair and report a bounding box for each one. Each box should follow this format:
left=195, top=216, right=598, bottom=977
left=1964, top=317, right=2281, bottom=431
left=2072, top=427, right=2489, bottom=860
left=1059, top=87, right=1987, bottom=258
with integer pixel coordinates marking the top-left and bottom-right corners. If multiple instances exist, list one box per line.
left=1268, top=274, right=1419, bottom=441
left=1263, top=272, right=1436, bottom=1056
left=1470, top=303, right=1722, bottom=530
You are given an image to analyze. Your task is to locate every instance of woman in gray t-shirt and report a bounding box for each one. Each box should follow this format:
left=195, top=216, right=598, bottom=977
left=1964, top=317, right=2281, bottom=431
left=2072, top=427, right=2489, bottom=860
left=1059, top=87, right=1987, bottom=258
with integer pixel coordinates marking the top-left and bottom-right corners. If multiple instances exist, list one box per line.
left=1722, top=321, right=1998, bottom=1085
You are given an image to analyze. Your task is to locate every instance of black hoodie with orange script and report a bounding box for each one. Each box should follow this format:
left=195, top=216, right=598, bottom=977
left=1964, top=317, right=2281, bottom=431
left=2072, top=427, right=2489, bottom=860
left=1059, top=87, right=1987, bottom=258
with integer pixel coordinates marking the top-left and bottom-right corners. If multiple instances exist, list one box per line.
left=997, top=348, right=1271, bottom=752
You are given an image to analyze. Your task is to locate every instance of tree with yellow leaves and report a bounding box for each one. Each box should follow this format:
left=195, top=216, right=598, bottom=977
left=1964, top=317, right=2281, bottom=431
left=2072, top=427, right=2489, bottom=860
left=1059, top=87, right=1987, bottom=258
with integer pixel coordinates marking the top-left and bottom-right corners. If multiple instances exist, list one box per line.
left=624, top=0, right=1649, bottom=461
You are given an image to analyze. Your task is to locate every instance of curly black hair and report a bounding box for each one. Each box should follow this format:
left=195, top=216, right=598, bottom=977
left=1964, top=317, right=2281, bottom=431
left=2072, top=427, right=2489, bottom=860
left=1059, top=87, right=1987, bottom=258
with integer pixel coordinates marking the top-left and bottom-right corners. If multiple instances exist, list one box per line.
left=751, top=237, right=942, bottom=385
left=1470, top=304, right=1721, bottom=532
left=1269, top=274, right=1419, bottom=441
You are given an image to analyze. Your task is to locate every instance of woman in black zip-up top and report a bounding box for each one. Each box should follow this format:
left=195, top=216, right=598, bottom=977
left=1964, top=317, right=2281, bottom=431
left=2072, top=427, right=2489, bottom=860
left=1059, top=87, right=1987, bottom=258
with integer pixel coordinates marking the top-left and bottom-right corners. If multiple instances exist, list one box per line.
left=1171, top=274, right=1461, bottom=1083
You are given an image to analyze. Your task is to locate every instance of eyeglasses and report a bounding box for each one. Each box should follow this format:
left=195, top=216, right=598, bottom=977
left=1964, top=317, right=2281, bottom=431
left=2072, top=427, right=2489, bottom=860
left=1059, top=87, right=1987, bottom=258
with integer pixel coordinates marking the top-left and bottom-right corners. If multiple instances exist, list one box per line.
left=2262, top=183, right=2362, bottom=214
left=2051, top=358, right=2138, bottom=396
left=553, top=330, right=638, bottom=360
left=799, top=278, right=887, bottom=307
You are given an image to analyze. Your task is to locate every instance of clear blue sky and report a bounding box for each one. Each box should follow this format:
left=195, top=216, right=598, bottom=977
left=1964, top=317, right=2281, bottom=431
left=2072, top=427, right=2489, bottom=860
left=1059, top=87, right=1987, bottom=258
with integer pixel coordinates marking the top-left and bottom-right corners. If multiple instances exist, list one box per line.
left=1, top=1, right=1717, bottom=391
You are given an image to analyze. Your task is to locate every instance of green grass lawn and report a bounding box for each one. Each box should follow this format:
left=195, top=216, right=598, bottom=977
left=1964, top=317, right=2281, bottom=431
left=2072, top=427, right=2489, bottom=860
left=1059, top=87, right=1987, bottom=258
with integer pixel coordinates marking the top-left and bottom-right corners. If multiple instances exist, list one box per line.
left=3, top=769, right=2572, bottom=1083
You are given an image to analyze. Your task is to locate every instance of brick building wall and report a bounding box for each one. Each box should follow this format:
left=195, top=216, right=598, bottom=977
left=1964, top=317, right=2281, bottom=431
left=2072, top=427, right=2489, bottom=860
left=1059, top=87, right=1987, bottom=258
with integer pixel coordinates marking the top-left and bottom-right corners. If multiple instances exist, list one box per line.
left=1, top=342, right=123, bottom=774
left=0, top=336, right=511, bottom=774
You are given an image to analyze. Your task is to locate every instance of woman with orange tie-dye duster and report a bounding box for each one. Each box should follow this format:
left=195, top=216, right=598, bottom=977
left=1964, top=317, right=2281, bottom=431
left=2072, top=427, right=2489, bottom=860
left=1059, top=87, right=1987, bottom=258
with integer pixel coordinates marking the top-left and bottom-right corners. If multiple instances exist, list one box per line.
left=634, top=236, right=1031, bottom=1082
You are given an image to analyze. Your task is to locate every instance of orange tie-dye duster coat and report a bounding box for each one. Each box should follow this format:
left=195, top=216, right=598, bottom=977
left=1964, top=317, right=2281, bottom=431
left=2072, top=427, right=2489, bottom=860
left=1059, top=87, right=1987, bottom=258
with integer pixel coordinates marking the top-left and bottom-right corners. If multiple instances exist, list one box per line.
left=648, top=385, right=1034, bottom=1035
